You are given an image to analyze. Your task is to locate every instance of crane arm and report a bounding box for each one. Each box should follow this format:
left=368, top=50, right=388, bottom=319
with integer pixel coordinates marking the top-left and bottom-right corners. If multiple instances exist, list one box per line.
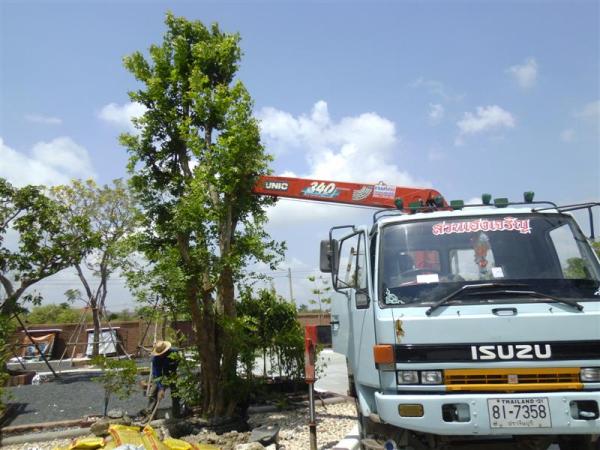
left=253, top=175, right=444, bottom=210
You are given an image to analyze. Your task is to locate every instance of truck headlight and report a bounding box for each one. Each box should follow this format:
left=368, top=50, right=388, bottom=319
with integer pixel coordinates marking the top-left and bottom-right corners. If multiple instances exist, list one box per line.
left=421, top=370, right=443, bottom=384
left=580, top=367, right=600, bottom=382
left=397, top=370, right=419, bottom=384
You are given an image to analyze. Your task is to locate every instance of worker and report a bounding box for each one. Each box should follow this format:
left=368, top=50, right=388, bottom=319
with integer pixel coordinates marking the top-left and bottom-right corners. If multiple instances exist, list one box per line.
left=141, top=340, right=180, bottom=419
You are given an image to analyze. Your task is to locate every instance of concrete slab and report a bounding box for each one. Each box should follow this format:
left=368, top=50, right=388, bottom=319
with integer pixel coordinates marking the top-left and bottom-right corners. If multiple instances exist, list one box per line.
left=315, top=349, right=348, bottom=396
left=332, top=424, right=360, bottom=450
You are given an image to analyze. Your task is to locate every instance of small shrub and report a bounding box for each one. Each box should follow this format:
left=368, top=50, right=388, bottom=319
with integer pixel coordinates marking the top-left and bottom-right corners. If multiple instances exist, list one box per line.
left=92, top=356, right=137, bottom=416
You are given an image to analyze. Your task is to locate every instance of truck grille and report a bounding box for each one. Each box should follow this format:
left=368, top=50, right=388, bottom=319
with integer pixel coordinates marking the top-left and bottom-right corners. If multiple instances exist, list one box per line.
left=444, top=367, right=582, bottom=392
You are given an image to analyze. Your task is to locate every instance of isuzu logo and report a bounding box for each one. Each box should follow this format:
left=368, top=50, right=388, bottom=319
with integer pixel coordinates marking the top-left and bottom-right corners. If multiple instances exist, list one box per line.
left=470, top=344, right=552, bottom=361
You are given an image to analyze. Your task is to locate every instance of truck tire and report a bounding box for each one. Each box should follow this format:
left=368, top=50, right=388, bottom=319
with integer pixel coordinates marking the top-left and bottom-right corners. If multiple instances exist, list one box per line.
left=558, top=434, right=595, bottom=450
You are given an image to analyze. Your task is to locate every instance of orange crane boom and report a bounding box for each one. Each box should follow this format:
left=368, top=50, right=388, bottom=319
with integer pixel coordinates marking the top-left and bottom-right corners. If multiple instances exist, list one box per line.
left=253, top=175, right=444, bottom=210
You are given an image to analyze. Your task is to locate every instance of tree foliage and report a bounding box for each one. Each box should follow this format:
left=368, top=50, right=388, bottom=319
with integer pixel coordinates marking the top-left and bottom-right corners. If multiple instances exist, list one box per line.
left=25, top=303, right=88, bottom=324
left=237, top=289, right=304, bottom=380
left=0, top=178, right=94, bottom=317
left=120, top=13, right=283, bottom=417
left=0, top=314, right=14, bottom=413
left=92, top=355, right=138, bottom=416
left=307, top=275, right=332, bottom=323
left=51, top=179, right=140, bottom=356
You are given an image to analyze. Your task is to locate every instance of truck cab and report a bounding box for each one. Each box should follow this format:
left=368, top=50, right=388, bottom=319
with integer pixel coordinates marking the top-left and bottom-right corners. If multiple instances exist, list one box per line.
left=323, top=203, right=600, bottom=450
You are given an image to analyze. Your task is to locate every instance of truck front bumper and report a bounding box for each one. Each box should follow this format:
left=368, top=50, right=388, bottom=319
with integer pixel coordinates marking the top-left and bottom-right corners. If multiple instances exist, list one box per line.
left=375, top=391, right=600, bottom=435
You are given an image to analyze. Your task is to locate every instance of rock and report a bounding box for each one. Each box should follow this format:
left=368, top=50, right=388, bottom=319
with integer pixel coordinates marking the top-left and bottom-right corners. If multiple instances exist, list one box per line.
left=107, top=408, right=124, bottom=419
left=90, top=416, right=132, bottom=436
left=90, top=418, right=111, bottom=436
left=249, top=424, right=279, bottom=446
left=235, top=443, right=265, bottom=450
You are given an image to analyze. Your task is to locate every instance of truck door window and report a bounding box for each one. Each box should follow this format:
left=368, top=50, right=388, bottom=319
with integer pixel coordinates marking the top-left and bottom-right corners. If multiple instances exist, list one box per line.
left=356, top=234, right=369, bottom=308
left=337, top=233, right=360, bottom=289
left=549, top=223, right=593, bottom=279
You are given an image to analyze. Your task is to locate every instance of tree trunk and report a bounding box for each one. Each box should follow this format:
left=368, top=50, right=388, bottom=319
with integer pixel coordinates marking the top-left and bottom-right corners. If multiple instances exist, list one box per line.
left=216, top=265, right=239, bottom=416
left=91, top=301, right=101, bottom=358
left=75, top=264, right=101, bottom=357
left=0, top=275, right=32, bottom=317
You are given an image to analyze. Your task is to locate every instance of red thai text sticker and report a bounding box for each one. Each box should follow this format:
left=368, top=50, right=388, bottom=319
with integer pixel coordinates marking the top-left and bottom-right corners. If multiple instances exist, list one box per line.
left=432, top=217, right=532, bottom=236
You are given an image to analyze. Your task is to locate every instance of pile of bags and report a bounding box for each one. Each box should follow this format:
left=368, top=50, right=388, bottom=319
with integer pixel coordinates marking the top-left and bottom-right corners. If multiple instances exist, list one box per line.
left=53, top=424, right=219, bottom=450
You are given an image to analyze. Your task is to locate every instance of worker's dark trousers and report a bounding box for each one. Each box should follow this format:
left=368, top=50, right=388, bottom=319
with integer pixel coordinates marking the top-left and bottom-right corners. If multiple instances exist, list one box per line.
left=145, top=382, right=181, bottom=418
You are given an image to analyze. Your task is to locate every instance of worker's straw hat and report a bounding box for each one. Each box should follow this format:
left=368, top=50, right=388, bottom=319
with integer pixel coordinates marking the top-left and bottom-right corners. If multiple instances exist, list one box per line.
left=151, top=340, right=172, bottom=356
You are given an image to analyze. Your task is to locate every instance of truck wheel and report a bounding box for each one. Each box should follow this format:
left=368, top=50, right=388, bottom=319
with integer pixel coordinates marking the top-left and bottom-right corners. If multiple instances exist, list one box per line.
left=558, top=435, right=595, bottom=450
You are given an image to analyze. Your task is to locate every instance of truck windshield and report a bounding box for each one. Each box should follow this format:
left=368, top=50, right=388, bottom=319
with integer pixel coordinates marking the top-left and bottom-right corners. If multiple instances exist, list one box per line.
left=380, top=213, right=600, bottom=306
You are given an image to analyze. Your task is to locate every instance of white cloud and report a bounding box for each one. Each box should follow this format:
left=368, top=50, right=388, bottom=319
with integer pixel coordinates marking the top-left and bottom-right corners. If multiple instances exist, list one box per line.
left=98, top=102, right=146, bottom=133
left=0, top=137, right=95, bottom=187
left=560, top=129, right=575, bottom=143
left=506, top=58, right=538, bottom=89
left=455, top=105, right=516, bottom=145
left=576, top=100, right=600, bottom=120
left=428, top=103, right=445, bottom=124
left=258, top=101, right=430, bottom=226
left=410, top=78, right=463, bottom=101
left=25, top=114, right=62, bottom=125
left=259, top=101, right=420, bottom=182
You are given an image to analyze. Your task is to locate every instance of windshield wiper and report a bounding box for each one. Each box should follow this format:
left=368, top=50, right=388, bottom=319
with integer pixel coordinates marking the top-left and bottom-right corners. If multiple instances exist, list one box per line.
left=464, top=289, right=584, bottom=312
left=425, top=283, right=529, bottom=316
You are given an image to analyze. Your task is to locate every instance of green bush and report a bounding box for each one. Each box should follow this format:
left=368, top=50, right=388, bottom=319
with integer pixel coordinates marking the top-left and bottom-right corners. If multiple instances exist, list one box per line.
left=237, top=288, right=304, bottom=380
left=92, top=356, right=138, bottom=416
left=26, top=303, right=87, bottom=324
left=0, top=315, right=14, bottom=413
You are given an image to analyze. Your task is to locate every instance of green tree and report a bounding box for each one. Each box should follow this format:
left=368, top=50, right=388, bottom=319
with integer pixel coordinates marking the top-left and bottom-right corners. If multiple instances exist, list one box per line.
left=307, top=275, right=332, bottom=324
left=120, top=13, right=283, bottom=417
left=26, top=303, right=87, bottom=324
left=51, top=179, right=140, bottom=357
left=592, top=241, right=600, bottom=258
left=92, top=355, right=138, bottom=416
left=237, top=288, right=304, bottom=380
left=0, top=178, right=94, bottom=318
left=0, top=315, right=14, bottom=413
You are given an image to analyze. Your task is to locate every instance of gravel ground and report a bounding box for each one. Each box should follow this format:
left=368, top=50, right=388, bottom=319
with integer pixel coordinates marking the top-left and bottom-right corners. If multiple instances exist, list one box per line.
left=249, top=400, right=357, bottom=450
left=4, top=373, right=171, bottom=426
left=1, top=401, right=357, bottom=450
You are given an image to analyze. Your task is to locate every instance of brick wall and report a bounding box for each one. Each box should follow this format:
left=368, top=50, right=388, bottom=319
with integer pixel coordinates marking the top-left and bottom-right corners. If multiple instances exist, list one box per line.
left=12, top=321, right=146, bottom=359
left=11, top=313, right=332, bottom=359
left=297, top=313, right=331, bottom=327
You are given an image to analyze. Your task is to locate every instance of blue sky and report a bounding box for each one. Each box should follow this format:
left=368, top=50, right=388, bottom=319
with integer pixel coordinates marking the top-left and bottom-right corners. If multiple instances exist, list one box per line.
left=1, top=0, right=599, bottom=310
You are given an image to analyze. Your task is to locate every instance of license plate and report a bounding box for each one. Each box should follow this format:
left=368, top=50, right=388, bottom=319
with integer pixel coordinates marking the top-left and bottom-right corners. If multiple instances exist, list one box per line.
left=488, top=397, right=552, bottom=428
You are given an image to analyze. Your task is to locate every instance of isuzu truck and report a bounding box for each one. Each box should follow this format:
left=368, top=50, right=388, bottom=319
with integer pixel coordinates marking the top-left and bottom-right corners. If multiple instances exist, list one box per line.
left=254, top=176, right=600, bottom=449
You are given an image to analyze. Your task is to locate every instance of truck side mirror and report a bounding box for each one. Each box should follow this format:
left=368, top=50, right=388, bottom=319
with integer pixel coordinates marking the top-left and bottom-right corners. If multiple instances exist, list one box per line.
left=320, top=239, right=339, bottom=273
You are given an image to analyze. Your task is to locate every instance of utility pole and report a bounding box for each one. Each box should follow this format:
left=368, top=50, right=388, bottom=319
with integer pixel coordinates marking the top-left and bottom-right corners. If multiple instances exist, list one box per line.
left=287, top=268, right=294, bottom=304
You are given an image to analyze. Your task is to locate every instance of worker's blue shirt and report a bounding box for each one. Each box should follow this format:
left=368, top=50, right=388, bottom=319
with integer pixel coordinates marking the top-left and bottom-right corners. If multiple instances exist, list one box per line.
left=152, top=348, right=178, bottom=389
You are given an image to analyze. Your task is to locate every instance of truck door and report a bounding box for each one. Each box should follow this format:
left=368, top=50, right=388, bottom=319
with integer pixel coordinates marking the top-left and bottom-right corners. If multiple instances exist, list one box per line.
left=334, top=231, right=379, bottom=390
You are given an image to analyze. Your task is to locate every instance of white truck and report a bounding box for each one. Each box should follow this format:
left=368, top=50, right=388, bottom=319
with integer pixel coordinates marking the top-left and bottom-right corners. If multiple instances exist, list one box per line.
left=320, top=197, right=600, bottom=450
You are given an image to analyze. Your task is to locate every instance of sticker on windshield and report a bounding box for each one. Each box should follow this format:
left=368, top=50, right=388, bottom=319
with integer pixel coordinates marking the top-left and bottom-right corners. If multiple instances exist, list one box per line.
left=385, top=288, right=404, bottom=305
left=432, top=217, right=532, bottom=236
left=492, top=267, right=505, bottom=278
left=416, top=273, right=439, bottom=284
